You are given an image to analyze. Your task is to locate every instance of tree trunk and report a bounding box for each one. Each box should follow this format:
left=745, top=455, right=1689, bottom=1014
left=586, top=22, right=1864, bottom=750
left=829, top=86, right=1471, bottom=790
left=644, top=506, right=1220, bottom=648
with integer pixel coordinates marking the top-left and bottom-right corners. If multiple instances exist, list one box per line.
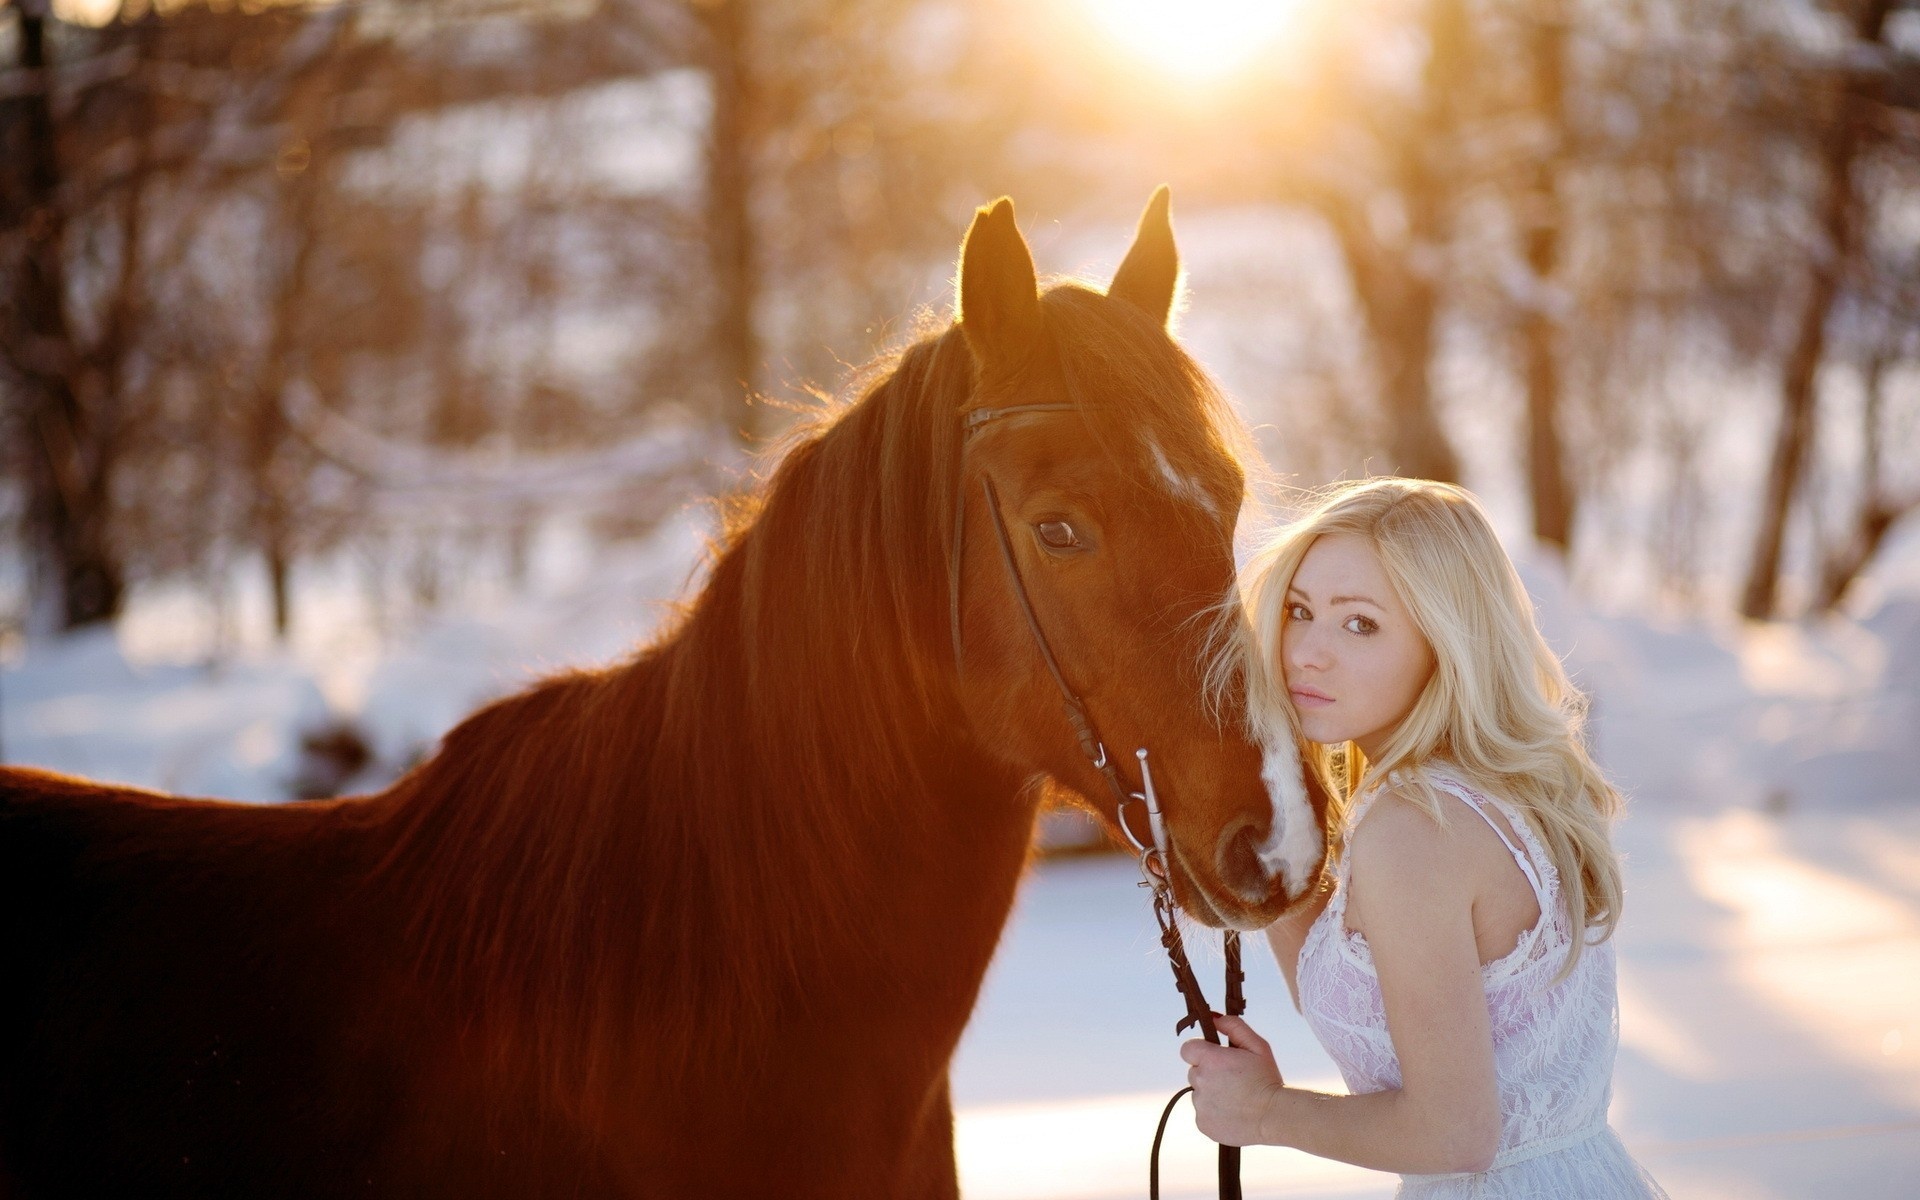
left=1372, top=266, right=1460, bottom=484
left=268, top=541, right=293, bottom=640
left=1321, top=0, right=1466, bottom=485
left=1321, top=192, right=1461, bottom=484
left=2, top=3, right=125, bottom=631
left=1739, top=0, right=1894, bottom=620
left=1520, top=2, right=1575, bottom=552
left=1815, top=500, right=1908, bottom=612
left=1814, top=354, right=1917, bottom=611
left=1741, top=252, right=1840, bottom=620
left=250, top=191, right=321, bottom=643
left=700, top=0, right=761, bottom=447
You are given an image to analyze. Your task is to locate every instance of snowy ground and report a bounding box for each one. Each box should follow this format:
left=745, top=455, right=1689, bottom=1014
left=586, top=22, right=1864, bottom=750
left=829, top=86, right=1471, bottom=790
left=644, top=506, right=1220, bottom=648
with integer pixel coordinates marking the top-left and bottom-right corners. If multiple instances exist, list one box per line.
left=3, top=507, right=1918, bottom=1196
left=949, top=803, right=1920, bottom=1199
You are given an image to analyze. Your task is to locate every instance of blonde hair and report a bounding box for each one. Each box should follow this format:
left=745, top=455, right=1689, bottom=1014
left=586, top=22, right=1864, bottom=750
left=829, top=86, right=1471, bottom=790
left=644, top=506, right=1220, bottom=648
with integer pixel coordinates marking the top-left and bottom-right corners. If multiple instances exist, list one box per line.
left=1244, top=478, right=1624, bottom=977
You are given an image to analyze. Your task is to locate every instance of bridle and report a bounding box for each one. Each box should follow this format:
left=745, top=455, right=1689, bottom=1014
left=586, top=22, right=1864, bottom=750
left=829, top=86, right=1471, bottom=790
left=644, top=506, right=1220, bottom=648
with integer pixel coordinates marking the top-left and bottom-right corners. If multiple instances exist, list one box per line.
left=951, top=402, right=1246, bottom=1200
left=949, top=404, right=1133, bottom=810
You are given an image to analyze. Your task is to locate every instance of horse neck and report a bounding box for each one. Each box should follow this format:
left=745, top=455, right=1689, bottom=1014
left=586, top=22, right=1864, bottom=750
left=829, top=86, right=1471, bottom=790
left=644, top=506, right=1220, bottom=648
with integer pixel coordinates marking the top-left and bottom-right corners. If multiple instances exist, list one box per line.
left=495, top=559, right=1036, bottom=1110
left=623, top=347, right=1048, bottom=1047
left=649, top=498, right=1029, bottom=927
left=366, top=331, right=1050, bottom=1100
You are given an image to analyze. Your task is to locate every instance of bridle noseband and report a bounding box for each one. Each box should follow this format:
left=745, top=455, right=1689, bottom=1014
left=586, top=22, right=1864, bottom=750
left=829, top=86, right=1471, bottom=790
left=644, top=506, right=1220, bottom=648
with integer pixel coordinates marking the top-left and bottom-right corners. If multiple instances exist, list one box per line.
left=951, top=402, right=1246, bottom=1200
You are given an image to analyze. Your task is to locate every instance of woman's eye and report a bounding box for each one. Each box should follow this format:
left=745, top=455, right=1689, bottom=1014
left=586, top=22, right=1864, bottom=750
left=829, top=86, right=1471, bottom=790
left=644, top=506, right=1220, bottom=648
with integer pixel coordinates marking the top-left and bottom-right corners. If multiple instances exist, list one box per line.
left=1036, top=520, right=1081, bottom=549
left=1286, top=603, right=1310, bottom=622
left=1343, top=615, right=1378, bottom=635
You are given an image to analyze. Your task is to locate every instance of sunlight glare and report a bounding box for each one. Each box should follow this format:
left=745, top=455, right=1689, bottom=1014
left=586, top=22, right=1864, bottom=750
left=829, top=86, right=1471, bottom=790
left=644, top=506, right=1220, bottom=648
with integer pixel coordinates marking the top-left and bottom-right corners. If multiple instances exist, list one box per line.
left=51, top=0, right=122, bottom=26
left=1078, top=0, right=1309, bottom=81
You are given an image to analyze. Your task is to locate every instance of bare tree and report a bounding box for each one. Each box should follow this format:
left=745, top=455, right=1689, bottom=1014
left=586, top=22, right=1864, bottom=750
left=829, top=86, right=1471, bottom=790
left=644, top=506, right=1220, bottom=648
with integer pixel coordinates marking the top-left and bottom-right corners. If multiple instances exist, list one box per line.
left=1813, top=350, right=1919, bottom=608
left=1510, top=0, right=1577, bottom=551
left=1739, top=0, right=1899, bottom=618
left=1, top=0, right=123, bottom=630
left=1295, top=0, right=1471, bottom=484
left=694, top=0, right=760, bottom=445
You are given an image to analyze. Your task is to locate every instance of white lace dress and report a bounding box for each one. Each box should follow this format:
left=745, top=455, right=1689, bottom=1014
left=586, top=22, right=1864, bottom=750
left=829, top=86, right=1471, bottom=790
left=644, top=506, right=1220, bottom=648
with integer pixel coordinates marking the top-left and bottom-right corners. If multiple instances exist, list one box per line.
left=1295, top=767, right=1669, bottom=1199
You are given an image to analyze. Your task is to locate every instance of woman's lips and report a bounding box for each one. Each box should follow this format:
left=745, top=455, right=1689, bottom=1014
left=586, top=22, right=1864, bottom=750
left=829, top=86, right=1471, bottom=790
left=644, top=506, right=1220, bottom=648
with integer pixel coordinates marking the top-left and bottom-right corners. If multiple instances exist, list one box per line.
left=1290, top=687, right=1334, bottom=708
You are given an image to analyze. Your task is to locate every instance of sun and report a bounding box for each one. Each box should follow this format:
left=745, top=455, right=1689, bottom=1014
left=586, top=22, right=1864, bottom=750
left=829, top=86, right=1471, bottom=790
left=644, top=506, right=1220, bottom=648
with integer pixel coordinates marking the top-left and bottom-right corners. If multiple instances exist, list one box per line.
left=1077, top=0, right=1311, bottom=82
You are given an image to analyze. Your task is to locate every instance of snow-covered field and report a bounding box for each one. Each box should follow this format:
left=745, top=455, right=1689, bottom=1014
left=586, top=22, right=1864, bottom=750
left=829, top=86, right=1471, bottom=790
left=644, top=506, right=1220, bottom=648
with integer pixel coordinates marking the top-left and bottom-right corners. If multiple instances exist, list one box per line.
left=4, top=503, right=1918, bottom=1197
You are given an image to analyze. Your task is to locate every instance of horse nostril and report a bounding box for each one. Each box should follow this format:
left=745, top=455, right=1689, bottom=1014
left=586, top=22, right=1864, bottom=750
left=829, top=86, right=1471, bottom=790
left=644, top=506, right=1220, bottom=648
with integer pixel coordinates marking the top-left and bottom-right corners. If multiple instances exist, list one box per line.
left=1215, top=820, right=1272, bottom=903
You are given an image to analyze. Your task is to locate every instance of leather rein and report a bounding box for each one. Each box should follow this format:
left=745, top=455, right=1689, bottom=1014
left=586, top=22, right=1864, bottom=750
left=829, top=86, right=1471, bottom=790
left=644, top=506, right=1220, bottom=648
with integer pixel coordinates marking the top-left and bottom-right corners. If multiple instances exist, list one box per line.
left=951, top=402, right=1246, bottom=1200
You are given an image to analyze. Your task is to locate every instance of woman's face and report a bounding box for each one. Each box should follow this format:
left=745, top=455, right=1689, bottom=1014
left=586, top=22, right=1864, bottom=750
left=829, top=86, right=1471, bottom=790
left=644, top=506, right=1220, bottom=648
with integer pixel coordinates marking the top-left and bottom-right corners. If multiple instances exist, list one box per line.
left=1280, top=533, right=1436, bottom=759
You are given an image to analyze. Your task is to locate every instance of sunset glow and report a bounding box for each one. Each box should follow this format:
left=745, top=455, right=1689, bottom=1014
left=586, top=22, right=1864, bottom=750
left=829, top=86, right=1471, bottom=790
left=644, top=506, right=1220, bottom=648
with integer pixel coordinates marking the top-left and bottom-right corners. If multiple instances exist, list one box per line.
left=1077, top=0, right=1309, bottom=81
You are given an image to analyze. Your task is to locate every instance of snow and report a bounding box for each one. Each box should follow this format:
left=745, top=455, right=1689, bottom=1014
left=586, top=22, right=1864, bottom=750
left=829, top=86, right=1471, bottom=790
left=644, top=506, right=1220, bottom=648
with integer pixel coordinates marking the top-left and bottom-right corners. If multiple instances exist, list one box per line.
left=0, top=626, right=332, bottom=802
left=0, top=510, right=710, bottom=797
left=950, top=803, right=1920, bottom=1199
left=2, top=495, right=1917, bottom=1196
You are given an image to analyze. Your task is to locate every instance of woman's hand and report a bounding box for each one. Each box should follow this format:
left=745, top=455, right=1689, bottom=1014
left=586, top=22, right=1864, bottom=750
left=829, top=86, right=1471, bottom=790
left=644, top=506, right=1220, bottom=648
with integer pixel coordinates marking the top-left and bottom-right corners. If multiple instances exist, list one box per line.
left=1178, top=1014, right=1285, bottom=1147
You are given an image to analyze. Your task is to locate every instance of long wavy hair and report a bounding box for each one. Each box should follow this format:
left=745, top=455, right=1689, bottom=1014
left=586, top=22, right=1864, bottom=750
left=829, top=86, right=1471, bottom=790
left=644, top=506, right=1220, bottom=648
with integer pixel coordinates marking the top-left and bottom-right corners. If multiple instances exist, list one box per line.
left=1243, top=478, right=1624, bottom=976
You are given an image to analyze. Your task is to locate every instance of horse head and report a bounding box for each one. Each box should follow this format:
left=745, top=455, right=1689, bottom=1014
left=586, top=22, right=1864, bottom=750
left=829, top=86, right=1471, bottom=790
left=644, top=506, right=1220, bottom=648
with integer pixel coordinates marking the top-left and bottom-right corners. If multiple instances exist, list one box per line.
left=950, top=190, right=1330, bottom=929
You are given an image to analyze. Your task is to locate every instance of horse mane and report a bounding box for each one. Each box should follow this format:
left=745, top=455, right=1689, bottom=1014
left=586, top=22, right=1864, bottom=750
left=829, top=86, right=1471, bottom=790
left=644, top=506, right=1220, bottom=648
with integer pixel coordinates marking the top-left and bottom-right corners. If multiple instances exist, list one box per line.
left=362, top=282, right=1253, bottom=1117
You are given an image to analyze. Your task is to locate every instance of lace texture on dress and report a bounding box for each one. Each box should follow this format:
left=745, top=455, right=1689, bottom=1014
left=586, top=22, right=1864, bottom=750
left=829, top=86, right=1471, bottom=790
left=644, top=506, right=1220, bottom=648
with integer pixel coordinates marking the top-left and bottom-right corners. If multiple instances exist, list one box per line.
left=1294, top=765, right=1669, bottom=1199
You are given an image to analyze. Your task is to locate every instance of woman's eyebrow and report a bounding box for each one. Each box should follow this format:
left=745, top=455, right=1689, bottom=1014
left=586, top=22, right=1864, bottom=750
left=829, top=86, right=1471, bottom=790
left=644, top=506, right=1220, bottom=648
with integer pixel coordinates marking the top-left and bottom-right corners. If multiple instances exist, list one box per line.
left=1287, top=585, right=1384, bottom=609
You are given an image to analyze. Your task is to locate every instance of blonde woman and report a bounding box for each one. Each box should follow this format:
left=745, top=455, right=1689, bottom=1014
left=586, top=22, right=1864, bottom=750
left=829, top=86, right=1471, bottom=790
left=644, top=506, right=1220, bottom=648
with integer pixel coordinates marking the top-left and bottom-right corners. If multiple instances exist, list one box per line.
left=1180, top=478, right=1667, bottom=1198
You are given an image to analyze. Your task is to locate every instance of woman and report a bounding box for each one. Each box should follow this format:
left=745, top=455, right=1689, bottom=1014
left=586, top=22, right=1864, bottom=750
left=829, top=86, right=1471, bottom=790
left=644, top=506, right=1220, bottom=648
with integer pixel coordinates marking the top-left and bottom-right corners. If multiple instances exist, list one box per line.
left=1180, top=478, right=1667, bottom=1197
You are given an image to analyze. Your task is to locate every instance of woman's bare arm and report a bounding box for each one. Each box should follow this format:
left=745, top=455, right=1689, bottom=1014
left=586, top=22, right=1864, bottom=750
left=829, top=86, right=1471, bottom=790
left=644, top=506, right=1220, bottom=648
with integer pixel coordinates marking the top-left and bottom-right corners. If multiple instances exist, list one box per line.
left=1185, top=791, right=1503, bottom=1174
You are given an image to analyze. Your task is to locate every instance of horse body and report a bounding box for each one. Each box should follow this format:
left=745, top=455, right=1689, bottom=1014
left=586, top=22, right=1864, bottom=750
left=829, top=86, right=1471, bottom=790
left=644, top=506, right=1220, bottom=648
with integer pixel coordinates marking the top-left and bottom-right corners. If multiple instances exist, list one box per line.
left=2, top=666, right=1033, bottom=1197
left=1, top=773, right=408, bottom=1194
left=0, top=193, right=1328, bottom=1197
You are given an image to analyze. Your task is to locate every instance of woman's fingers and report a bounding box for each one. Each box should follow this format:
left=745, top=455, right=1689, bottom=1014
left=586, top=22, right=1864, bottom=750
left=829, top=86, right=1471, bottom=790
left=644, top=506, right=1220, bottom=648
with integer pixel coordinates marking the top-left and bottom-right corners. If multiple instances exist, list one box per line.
left=1183, top=1025, right=1274, bottom=1073
left=1179, top=1038, right=1224, bottom=1067
left=1179, top=1028, right=1284, bottom=1149
left=1214, top=1014, right=1272, bottom=1057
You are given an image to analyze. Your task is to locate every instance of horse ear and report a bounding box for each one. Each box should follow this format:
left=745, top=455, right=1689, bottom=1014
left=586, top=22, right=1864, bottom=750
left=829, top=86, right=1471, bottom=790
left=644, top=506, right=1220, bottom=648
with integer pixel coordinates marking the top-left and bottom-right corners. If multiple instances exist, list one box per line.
left=1108, top=185, right=1179, bottom=327
left=958, top=197, right=1041, bottom=369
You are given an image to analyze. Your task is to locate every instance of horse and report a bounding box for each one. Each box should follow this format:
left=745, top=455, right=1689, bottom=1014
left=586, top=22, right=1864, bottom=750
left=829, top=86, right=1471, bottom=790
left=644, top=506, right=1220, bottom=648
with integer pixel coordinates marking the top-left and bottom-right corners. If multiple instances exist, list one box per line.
left=0, top=190, right=1331, bottom=1199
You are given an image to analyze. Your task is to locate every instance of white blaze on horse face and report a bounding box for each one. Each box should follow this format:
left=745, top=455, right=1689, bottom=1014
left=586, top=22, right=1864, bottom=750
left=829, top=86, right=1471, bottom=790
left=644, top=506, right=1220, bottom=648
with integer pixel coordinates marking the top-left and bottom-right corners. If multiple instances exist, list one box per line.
left=1253, top=713, right=1319, bottom=899
left=1144, top=434, right=1220, bottom=517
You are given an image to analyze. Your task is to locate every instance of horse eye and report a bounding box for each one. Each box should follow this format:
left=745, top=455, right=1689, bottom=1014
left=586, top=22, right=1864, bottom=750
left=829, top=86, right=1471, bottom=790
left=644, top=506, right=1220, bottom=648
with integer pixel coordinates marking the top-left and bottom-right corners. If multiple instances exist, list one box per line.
left=1036, top=520, right=1080, bottom=549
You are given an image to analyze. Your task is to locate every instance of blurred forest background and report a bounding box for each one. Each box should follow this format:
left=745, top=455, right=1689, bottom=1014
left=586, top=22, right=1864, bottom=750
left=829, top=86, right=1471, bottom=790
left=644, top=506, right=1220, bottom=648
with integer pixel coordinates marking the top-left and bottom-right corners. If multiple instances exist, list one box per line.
left=9, top=10, right=1919, bottom=1192
left=5, top=0, right=1920, bottom=651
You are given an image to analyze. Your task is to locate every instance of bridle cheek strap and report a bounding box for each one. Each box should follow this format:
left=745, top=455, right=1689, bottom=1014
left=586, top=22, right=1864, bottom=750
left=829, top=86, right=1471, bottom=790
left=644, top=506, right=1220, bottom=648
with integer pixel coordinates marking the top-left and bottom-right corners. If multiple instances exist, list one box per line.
left=949, top=402, right=1163, bottom=858
left=949, top=403, right=1132, bottom=806
left=949, top=403, right=1079, bottom=675
left=978, top=474, right=1134, bottom=808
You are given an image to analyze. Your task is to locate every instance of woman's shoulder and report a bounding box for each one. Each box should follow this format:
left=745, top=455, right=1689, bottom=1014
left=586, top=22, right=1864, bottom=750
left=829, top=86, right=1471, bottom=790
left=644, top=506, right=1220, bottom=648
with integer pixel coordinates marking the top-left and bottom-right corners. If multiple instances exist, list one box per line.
left=1339, top=777, right=1484, bottom=952
left=1345, top=763, right=1533, bottom=891
left=1345, top=764, right=1561, bottom=966
left=1346, top=772, right=1478, bottom=880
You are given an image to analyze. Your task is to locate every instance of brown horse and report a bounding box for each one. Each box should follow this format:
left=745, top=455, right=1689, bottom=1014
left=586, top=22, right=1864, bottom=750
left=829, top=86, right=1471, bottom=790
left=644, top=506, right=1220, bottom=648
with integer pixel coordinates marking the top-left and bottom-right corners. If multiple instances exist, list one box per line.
left=0, top=192, right=1329, bottom=1199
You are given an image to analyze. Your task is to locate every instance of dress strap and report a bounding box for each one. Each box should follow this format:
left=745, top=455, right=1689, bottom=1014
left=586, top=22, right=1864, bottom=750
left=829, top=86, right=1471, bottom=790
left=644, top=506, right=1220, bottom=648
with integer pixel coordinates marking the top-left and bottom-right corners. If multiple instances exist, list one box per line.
left=1340, top=769, right=1551, bottom=910
left=1428, top=775, right=1550, bottom=913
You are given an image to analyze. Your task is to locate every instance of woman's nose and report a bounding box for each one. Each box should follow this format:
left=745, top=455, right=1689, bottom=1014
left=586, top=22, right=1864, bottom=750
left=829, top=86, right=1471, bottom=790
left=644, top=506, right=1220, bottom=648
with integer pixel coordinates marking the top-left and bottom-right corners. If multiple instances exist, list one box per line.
left=1286, top=627, right=1330, bottom=674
